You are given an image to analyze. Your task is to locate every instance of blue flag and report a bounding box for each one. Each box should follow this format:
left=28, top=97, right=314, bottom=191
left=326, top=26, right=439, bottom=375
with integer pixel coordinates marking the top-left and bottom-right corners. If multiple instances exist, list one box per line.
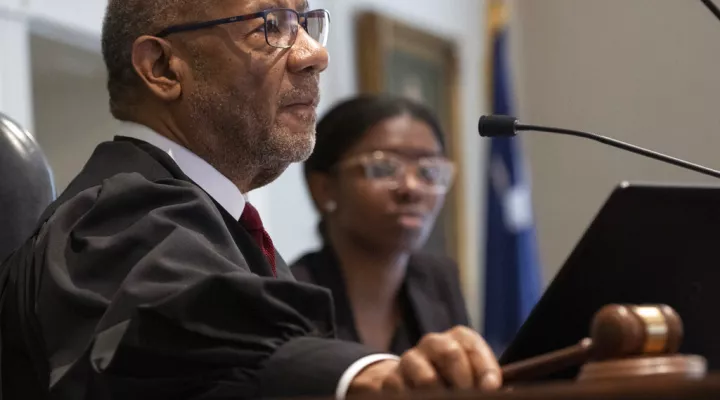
left=482, top=0, right=542, bottom=356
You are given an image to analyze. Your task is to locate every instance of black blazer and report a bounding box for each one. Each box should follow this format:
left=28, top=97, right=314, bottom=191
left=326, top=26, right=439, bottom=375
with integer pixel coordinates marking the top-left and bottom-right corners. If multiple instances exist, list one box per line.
left=0, top=137, right=375, bottom=399
left=291, top=246, right=470, bottom=355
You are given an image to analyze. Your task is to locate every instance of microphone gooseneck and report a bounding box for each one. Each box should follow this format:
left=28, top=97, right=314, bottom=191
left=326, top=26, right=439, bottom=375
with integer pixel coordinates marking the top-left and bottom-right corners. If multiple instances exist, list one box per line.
left=701, top=0, right=720, bottom=23
left=478, top=115, right=720, bottom=180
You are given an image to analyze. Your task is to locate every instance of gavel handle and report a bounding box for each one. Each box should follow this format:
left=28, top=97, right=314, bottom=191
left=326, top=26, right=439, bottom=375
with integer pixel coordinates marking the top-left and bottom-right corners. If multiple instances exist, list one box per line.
left=501, top=338, right=594, bottom=383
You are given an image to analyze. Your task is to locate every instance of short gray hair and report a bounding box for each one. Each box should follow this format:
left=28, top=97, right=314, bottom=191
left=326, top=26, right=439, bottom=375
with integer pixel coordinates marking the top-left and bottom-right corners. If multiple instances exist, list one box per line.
left=101, top=0, right=210, bottom=117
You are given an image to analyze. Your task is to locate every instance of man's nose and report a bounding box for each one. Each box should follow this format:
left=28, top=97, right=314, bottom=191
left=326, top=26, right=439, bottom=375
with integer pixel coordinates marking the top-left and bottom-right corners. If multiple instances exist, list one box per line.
left=287, top=29, right=330, bottom=74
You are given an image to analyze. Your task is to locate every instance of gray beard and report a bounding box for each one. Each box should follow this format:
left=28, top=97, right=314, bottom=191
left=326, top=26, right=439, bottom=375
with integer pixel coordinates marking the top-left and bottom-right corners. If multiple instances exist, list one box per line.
left=185, top=83, right=316, bottom=191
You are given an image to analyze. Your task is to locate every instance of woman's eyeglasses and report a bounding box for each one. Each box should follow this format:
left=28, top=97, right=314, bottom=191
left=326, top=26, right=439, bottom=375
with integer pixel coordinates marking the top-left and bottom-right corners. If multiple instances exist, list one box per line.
left=340, top=151, right=456, bottom=194
left=155, top=8, right=331, bottom=49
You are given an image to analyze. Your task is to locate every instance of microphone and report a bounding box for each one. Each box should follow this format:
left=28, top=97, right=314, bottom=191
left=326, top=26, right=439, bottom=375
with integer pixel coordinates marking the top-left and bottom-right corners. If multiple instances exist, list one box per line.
left=478, top=115, right=720, bottom=180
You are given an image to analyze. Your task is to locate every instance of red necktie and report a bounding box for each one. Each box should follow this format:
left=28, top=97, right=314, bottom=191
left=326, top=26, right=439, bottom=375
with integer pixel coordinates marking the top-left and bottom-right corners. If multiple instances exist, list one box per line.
left=239, top=203, right=277, bottom=278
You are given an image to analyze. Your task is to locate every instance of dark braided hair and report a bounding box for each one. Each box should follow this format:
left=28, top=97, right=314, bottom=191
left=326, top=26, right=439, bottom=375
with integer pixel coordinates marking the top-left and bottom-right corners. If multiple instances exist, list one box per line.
left=304, top=94, right=447, bottom=242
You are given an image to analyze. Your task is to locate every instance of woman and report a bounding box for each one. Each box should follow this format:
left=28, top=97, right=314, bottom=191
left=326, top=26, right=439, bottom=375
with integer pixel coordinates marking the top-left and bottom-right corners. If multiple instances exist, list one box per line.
left=291, top=94, right=469, bottom=354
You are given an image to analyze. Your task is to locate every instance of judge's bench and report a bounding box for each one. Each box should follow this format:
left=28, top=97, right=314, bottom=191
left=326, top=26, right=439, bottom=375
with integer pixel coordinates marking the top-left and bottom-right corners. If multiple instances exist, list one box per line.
left=332, top=376, right=720, bottom=400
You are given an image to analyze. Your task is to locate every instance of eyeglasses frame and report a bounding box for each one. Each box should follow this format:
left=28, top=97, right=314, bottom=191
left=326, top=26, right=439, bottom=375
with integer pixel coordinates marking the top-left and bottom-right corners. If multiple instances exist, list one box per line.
left=338, top=151, right=457, bottom=195
left=154, top=8, right=331, bottom=49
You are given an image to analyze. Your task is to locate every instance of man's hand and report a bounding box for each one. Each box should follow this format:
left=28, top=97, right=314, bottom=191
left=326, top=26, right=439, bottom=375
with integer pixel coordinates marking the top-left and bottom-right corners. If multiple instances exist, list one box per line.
left=348, top=326, right=502, bottom=395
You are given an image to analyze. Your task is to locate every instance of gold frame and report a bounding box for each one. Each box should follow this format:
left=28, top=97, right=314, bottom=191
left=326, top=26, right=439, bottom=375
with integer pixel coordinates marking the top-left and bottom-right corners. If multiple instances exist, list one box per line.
left=356, top=11, right=469, bottom=282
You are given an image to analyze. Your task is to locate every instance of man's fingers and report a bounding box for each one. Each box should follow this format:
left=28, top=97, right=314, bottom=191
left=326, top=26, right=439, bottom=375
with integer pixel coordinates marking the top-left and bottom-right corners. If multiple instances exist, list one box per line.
left=449, top=326, right=503, bottom=391
left=398, top=349, right=443, bottom=390
left=417, top=333, right=474, bottom=390
left=385, top=327, right=502, bottom=395
left=381, top=370, right=407, bottom=393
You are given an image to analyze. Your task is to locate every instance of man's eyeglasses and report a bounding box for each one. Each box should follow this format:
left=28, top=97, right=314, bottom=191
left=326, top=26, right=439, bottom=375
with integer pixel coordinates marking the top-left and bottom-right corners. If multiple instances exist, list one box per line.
left=340, top=151, right=456, bottom=195
left=155, top=8, right=331, bottom=49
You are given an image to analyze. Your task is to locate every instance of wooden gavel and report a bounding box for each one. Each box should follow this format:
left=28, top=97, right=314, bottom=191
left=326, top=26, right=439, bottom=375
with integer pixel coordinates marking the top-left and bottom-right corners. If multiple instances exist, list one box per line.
left=501, top=304, right=707, bottom=383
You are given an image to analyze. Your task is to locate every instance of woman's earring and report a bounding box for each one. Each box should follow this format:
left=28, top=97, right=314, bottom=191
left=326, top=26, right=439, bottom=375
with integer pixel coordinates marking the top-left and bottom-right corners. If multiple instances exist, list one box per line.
left=324, top=200, right=337, bottom=213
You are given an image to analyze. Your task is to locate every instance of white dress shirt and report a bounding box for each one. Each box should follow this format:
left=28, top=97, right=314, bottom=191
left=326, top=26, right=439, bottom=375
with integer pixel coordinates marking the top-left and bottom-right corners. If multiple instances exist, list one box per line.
left=117, top=122, right=399, bottom=399
left=119, top=121, right=246, bottom=219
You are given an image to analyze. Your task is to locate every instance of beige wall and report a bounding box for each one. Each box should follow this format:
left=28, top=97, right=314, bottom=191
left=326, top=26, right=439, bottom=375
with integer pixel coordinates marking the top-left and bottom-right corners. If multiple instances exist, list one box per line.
left=31, top=34, right=118, bottom=192
left=512, top=0, right=720, bottom=283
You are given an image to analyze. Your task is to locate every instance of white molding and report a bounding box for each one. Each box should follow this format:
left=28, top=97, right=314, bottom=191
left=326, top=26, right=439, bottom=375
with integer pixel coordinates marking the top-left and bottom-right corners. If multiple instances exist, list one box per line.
left=0, top=4, right=27, bottom=22
left=0, top=15, right=34, bottom=133
left=29, top=16, right=101, bottom=54
left=26, top=0, right=105, bottom=36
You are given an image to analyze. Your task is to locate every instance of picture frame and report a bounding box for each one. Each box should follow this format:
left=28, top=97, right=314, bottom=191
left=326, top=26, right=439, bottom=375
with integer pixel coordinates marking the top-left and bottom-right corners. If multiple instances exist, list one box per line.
left=356, top=11, right=469, bottom=277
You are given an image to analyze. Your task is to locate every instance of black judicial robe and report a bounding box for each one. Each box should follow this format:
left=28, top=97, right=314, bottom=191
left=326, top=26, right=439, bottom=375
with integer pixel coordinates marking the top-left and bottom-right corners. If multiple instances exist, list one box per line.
left=0, top=137, right=376, bottom=399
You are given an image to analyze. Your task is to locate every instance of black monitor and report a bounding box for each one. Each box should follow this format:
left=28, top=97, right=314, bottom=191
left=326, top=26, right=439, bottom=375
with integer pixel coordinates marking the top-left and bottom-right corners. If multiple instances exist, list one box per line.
left=499, top=182, right=720, bottom=380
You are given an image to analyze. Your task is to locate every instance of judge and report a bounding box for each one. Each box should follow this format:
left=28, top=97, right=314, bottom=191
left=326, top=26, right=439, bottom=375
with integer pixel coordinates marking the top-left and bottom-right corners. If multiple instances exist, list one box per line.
left=0, top=0, right=501, bottom=399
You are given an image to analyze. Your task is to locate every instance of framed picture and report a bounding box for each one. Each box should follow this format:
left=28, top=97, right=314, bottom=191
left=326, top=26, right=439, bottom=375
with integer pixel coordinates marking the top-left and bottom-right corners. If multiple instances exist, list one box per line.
left=356, top=11, right=468, bottom=275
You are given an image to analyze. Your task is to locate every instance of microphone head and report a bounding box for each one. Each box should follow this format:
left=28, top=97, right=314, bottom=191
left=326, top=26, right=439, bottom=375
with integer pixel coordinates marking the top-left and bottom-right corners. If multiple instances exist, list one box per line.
left=478, top=115, right=519, bottom=138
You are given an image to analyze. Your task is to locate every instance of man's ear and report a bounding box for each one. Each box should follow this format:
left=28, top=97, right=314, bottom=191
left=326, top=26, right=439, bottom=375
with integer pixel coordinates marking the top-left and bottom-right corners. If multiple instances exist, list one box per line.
left=307, top=171, right=336, bottom=214
left=131, top=35, right=184, bottom=102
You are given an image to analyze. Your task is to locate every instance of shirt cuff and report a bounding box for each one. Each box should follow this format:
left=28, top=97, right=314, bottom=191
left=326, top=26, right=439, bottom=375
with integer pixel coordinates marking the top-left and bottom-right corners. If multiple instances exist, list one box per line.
left=335, top=354, right=400, bottom=400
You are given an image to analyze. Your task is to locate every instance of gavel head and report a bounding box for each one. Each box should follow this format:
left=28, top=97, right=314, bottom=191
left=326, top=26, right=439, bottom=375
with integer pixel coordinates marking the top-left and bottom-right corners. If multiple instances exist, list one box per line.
left=589, top=304, right=683, bottom=361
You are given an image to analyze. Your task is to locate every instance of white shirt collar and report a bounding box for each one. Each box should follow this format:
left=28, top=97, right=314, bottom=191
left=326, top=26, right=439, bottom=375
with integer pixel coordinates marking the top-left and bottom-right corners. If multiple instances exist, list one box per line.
left=118, top=121, right=246, bottom=220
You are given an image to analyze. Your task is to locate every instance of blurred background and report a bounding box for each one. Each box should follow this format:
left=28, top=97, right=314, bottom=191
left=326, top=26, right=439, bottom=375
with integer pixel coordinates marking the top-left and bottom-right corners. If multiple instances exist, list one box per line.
left=2, top=0, right=720, bottom=344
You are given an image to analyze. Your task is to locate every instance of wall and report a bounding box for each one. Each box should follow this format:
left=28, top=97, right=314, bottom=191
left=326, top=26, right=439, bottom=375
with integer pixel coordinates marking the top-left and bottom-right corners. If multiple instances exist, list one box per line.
left=1, top=0, right=106, bottom=134
left=28, top=0, right=105, bottom=37
left=31, top=35, right=118, bottom=192
left=0, top=0, right=33, bottom=130
left=512, top=0, right=720, bottom=283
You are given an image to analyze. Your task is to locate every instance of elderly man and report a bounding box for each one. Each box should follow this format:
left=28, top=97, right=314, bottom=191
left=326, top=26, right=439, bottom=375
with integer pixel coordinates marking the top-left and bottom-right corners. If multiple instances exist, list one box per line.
left=0, top=0, right=501, bottom=399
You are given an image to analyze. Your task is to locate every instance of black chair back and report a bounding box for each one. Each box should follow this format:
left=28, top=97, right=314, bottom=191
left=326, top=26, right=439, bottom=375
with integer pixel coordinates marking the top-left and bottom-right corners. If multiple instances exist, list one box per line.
left=0, top=112, right=56, bottom=262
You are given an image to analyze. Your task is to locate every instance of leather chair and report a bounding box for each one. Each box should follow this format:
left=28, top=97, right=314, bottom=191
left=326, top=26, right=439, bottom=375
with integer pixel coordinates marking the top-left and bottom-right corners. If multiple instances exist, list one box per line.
left=0, top=112, right=56, bottom=262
